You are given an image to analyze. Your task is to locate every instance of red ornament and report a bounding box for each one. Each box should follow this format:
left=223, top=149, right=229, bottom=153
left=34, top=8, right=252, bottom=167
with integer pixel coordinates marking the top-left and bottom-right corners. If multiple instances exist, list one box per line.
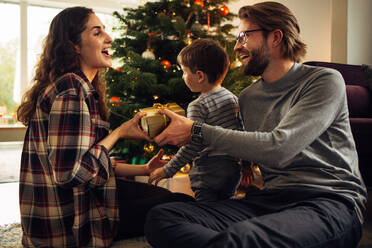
left=194, top=0, right=204, bottom=7
left=161, top=60, right=171, bottom=70
left=109, top=96, right=121, bottom=107
left=148, top=31, right=157, bottom=43
left=115, top=67, right=122, bottom=71
left=219, top=5, right=229, bottom=16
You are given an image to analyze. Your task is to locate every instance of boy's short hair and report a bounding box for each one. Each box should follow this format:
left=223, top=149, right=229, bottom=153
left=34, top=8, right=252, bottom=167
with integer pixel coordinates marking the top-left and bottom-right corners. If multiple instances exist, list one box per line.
left=177, top=38, right=230, bottom=84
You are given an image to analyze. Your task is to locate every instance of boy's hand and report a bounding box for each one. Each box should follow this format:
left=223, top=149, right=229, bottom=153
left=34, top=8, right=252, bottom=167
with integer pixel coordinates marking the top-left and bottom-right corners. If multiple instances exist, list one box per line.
left=148, top=168, right=167, bottom=186
left=146, top=149, right=168, bottom=175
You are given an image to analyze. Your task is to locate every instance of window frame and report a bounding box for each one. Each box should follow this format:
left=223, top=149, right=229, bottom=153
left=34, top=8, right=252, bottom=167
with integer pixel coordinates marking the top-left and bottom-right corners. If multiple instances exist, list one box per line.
left=0, top=0, right=134, bottom=141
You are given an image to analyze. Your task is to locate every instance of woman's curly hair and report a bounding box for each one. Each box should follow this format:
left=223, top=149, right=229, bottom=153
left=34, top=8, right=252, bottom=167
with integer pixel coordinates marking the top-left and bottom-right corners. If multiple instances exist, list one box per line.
left=17, top=6, right=109, bottom=126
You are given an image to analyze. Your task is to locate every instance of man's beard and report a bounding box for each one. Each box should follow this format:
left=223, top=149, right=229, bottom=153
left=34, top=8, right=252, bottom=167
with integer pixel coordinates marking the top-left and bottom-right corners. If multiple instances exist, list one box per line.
left=241, top=42, right=270, bottom=76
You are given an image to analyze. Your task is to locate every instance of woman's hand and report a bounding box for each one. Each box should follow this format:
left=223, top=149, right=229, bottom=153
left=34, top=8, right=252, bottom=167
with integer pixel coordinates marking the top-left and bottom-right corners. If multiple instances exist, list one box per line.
left=116, top=112, right=150, bottom=141
left=145, top=149, right=168, bottom=175
left=148, top=167, right=167, bottom=186
left=98, top=112, right=149, bottom=151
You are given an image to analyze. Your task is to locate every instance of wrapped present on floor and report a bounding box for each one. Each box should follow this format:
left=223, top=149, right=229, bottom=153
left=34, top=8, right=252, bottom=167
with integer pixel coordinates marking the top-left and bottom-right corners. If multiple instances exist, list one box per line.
left=140, top=103, right=185, bottom=138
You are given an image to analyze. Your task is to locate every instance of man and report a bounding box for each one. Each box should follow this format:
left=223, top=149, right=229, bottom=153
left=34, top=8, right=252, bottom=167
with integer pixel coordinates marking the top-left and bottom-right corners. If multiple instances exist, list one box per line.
left=145, top=2, right=367, bottom=248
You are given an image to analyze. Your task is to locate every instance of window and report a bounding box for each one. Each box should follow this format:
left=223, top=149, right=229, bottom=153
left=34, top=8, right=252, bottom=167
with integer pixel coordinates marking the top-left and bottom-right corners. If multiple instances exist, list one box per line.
left=0, top=1, right=118, bottom=130
left=0, top=2, right=20, bottom=126
left=27, top=6, right=61, bottom=83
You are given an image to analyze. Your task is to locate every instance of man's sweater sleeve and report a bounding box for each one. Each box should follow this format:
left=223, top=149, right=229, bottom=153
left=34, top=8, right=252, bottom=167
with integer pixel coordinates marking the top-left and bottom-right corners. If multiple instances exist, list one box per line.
left=202, top=69, right=346, bottom=167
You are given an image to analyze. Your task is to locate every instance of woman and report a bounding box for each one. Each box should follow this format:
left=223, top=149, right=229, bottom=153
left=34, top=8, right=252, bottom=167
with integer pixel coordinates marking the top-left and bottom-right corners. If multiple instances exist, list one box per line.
left=17, top=7, right=193, bottom=247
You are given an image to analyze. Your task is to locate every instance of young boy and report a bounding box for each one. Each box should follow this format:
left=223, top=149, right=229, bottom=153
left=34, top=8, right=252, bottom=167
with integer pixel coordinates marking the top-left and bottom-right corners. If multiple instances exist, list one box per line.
left=149, top=38, right=244, bottom=201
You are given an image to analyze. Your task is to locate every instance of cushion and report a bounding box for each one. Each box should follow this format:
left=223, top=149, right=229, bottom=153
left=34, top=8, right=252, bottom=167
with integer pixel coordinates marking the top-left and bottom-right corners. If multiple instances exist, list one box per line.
left=350, top=118, right=372, bottom=155
left=346, top=85, right=372, bottom=118
left=362, top=64, right=372, bottom=91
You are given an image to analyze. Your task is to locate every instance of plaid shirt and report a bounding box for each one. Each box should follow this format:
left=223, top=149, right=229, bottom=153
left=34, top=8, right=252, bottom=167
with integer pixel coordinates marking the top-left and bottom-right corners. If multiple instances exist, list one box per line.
left=20, top=72, right=119, bottom=247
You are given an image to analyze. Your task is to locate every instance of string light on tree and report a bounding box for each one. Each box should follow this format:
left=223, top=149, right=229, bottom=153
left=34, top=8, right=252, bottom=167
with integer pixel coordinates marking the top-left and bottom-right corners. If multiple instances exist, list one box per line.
left=171, top=64, right=181, bottom=73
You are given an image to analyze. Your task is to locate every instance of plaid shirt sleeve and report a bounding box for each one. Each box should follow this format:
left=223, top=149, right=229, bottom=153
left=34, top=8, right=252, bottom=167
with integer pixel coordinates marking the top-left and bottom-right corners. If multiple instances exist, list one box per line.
left=48, top=92, right=110, bottom=187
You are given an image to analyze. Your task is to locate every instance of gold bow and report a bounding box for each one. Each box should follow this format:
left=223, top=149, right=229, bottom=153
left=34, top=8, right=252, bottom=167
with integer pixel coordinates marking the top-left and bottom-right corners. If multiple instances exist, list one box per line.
left=153, top=103, right=169, bottom=109
left=153, top=103, right=169, bottom=127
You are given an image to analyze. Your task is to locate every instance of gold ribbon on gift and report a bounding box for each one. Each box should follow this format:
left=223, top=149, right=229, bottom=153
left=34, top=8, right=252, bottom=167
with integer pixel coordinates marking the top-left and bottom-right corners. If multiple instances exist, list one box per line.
left=153, top=103, right=180, bottom=110
left=153, top=103, right=168, bottom=127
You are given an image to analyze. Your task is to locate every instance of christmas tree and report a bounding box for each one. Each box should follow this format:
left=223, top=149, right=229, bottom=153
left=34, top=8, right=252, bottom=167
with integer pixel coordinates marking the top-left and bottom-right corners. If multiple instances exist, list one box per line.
left=105, top=0, right=255, bottom=163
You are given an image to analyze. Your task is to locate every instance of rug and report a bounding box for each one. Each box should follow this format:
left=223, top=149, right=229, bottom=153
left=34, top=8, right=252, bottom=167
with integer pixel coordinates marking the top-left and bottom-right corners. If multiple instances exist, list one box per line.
left=2, top=222, right=372, bottom=247
left=0, top=223, right=151, bottom=248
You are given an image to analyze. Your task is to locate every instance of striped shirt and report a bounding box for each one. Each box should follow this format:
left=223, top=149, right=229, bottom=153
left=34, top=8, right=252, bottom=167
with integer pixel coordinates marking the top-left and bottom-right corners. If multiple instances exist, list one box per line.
left=163, top=87, right=244, bottom=177
left=20, top=72, right=119, bottom=247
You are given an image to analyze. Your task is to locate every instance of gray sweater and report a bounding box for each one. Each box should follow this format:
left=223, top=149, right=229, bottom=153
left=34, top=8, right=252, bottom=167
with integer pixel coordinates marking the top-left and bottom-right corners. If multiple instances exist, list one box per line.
left=201, top=63, right=367, bottom=223
left=163, top=87, right=243, bottom=177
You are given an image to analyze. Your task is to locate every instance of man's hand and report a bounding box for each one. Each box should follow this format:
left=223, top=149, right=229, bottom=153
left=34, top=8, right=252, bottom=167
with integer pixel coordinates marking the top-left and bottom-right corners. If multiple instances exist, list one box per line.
left=148, top=167, right=167, bottom=186
left=153, top=109, right=194, bottom=146
left=146, top=149, right=168, bottom=174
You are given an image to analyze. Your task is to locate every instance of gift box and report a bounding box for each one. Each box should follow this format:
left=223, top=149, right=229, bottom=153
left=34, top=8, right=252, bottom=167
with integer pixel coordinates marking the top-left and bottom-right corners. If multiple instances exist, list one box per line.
left=140, top=103, right=185, bottom=138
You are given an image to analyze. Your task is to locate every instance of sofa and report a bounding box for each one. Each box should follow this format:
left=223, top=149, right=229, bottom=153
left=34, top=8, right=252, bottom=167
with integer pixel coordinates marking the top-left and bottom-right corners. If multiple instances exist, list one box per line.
left=303, top=61, right=372, bottom=187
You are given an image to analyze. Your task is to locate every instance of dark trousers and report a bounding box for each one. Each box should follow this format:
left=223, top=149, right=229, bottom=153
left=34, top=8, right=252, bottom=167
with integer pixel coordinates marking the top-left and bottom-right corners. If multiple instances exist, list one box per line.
left=144, top=188, right=362, bottom=248
left=115, top=179, right=195, bottom=240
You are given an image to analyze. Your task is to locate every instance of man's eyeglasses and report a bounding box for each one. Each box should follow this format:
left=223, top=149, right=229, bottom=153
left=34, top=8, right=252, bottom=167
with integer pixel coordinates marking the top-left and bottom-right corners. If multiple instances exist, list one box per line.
left=236, top=29, right=265, bottom=45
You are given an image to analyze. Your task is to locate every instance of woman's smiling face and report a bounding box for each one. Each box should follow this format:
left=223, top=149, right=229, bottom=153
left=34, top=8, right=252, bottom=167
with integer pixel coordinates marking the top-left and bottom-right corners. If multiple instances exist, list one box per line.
left=76, top=13, right=113, bottom=78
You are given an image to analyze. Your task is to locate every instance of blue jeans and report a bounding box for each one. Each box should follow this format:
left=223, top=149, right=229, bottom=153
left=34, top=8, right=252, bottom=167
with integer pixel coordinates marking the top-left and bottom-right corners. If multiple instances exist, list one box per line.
left=144, top=188, right=362, bottom=248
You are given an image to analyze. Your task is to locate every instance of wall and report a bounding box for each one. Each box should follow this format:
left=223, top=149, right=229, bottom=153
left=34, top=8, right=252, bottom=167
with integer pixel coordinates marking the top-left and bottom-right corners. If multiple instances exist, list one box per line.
left=347, top=0, right=372, bottom=65
left=331, top=0, right=347, bottom=63
left=227, top=0, right=372, bottom=65
left=227, top=0, right=332, bottom=63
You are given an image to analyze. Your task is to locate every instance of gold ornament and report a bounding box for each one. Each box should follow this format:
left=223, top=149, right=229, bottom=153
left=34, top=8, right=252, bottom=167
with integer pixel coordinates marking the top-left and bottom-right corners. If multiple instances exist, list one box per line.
left=144, top=143, right=155, bottom=153
left=184, top=33, right=192, bottom=45
left=230, top=58, right=242, bottom=69
left=180, top=163, right=191, bottom=173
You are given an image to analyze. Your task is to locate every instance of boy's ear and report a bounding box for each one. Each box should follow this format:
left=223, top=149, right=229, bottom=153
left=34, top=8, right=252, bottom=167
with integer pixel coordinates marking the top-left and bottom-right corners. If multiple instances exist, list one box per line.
left=196, top=70, right=205, bottom=83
